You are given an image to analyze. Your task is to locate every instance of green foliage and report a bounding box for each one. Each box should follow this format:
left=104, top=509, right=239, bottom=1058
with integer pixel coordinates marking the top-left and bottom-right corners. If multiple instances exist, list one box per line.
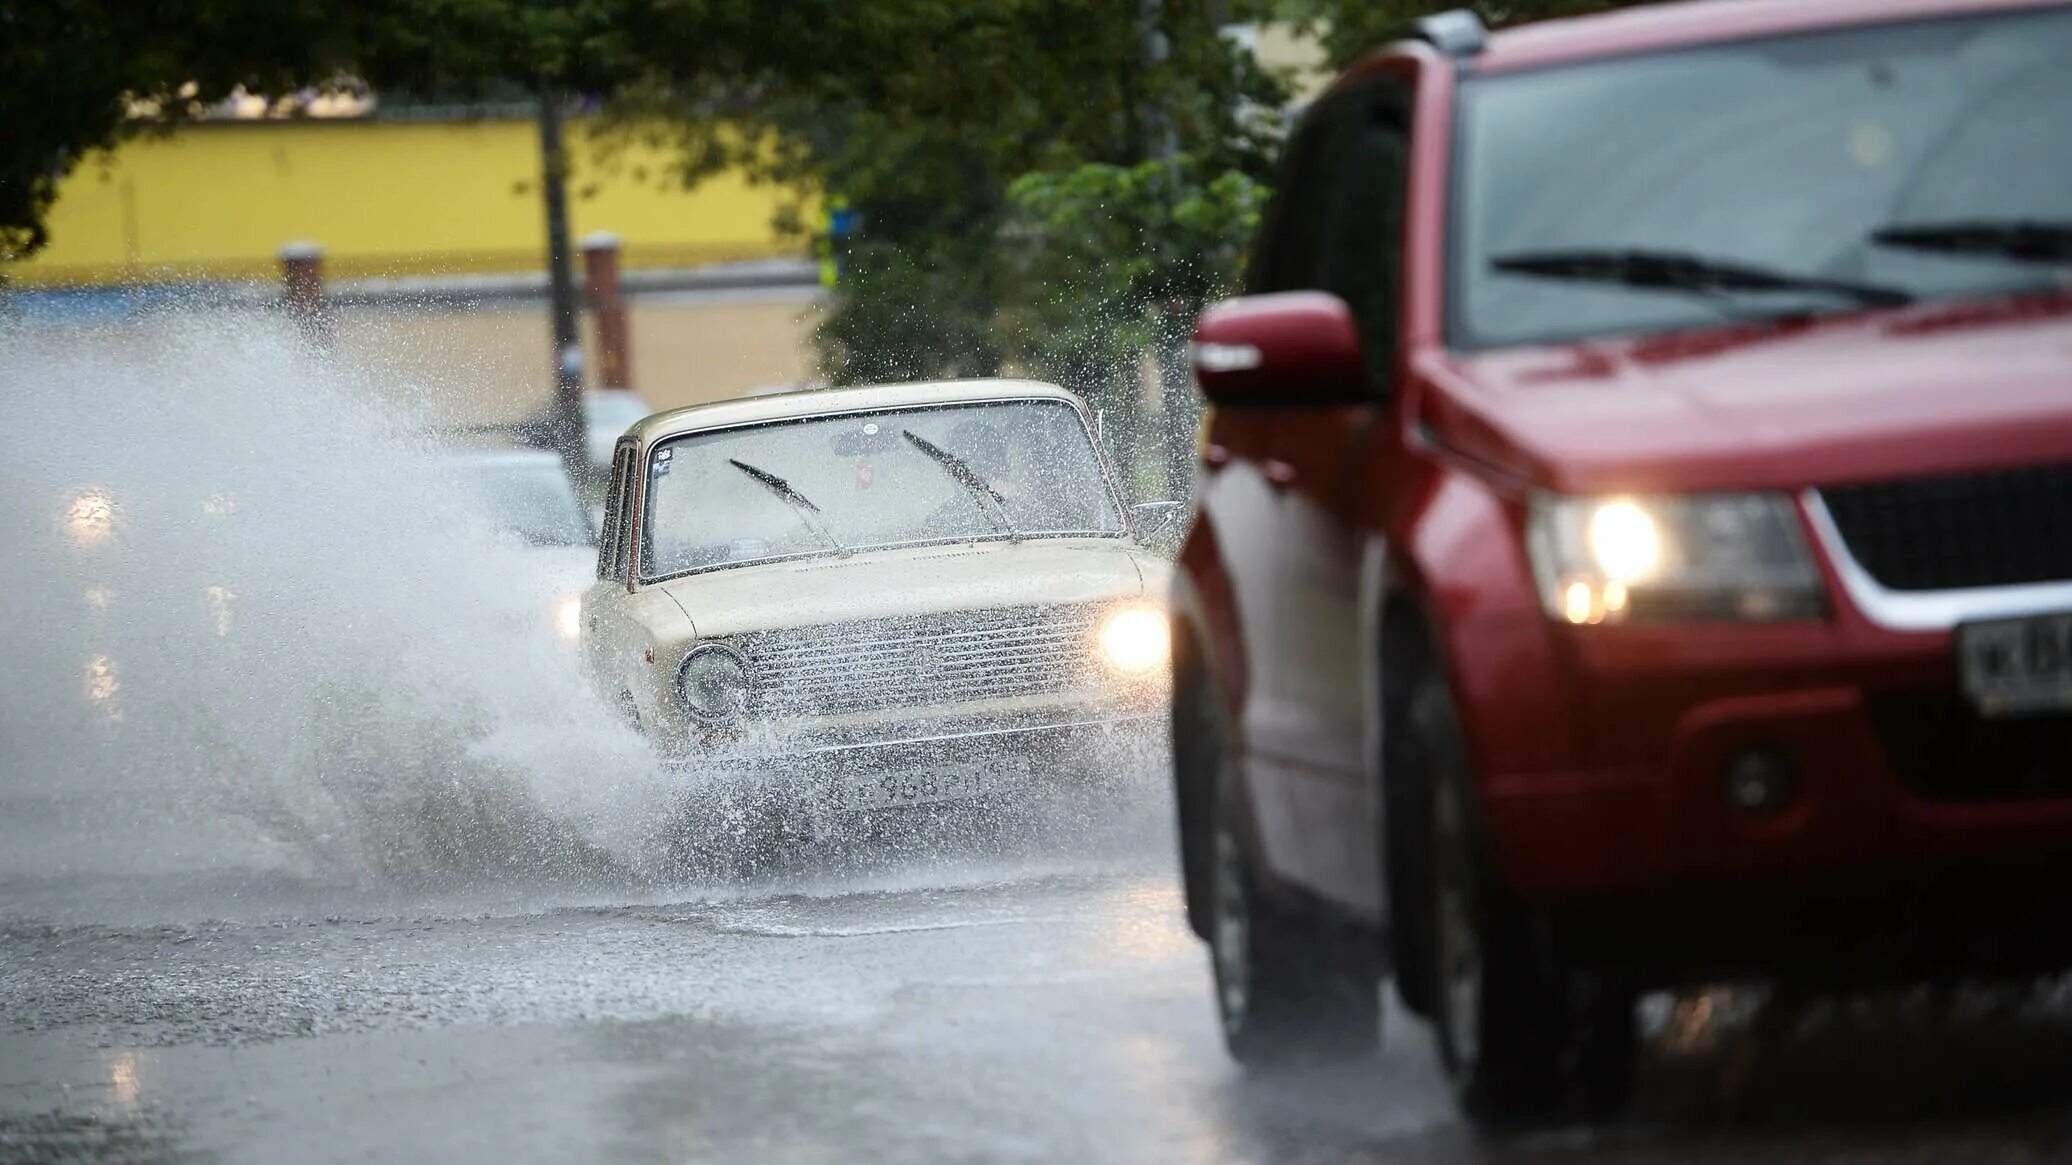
left=737, top=1, right=1287, bottom=389
left=812, top=238, right=1004, bottom=386
left=1002, top=156, right=1267, bottom=391
left=998, top=156, right=1267, bottom=499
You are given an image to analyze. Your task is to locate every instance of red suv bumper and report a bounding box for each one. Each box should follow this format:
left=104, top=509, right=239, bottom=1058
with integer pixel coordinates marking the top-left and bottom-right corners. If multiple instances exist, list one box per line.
left=1475, top=616, right=2072, bottom=906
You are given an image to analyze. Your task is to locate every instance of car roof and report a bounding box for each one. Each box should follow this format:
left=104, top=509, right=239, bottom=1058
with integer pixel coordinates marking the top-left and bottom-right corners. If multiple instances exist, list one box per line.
left=626, top=378, right=1085, bottom=446
left=1465, top=0, right=2064, bottom=75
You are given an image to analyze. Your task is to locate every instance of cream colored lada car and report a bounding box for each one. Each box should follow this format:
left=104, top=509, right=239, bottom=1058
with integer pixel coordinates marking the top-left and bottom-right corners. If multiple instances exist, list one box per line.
left=582, top=378, right=1176, bottom=817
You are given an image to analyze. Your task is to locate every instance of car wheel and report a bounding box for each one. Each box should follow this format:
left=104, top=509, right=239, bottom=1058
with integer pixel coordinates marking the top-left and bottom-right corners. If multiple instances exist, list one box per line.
left=1412, top=673, right=1636, bottom=1126
left=1198, top=681, right=1380, bottom=1066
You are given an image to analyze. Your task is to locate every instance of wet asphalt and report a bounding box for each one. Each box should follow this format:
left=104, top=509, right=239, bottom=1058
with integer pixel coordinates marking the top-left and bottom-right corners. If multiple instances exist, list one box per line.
left=6, top=814, right=2072, bottom=1164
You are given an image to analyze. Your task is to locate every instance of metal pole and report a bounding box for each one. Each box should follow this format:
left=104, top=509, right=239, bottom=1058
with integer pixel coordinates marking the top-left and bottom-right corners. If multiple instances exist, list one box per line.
left=538, top=88, right=585, bottom=475
left=278, top=240, right=330, bottom=347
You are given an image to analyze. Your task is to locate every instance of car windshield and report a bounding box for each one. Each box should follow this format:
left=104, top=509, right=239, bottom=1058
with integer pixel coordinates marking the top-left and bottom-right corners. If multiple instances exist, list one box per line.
left=456, top=457, right=593, bottom=547
left=1453, top=7, right=2072, bottom=349
left=641, top=398, right=1124, bottom=580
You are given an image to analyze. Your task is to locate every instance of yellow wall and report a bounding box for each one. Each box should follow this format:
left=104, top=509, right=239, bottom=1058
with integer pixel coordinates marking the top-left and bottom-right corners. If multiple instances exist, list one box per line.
left=11, top=118, right=809, bottom=286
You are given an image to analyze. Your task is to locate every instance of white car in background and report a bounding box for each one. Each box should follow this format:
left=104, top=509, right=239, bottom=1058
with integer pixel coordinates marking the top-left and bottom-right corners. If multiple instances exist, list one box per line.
left=584, top=389, right=654, bottom=477
left=446, top=446, right=595, bottom=644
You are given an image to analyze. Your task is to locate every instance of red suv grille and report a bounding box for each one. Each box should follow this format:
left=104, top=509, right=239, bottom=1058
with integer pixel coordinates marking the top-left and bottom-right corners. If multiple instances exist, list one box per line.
left=1820, top=462, right=2072, bottom=592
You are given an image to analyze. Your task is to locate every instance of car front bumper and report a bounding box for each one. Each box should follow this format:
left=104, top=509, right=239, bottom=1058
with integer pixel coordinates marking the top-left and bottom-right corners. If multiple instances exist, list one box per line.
left=1468, top=611, right=2072, bottom=916
left=663, top=707, right=1162, bottom=777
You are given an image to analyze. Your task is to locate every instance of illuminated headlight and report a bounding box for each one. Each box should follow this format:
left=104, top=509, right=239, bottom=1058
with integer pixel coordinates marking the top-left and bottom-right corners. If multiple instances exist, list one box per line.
left=1098, top=603, right=1171, bottom=674
left=555, top=594, right=583, bottom=641
left=677, top=643, right=752, bottom=724
left=1527, top=493, right=1823, bottom=625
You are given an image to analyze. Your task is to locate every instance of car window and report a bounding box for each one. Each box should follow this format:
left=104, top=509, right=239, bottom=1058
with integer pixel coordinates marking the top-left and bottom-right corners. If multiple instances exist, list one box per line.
left=1250, top=102, right=1347, bottom=294
left=1326, top=90, right=1411, bottom=391
left=639, top=399, right=1125, bottom=581
left=600, top=443, right=634, bottom=580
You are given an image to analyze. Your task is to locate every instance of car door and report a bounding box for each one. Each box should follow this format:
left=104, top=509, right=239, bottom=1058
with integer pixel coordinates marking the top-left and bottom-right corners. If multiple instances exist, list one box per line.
left=1242, top=80, right=1414, bottom=916
left=584, top=439, right=644, bottom=707
left=1205, top=94, right=1353, bottom=901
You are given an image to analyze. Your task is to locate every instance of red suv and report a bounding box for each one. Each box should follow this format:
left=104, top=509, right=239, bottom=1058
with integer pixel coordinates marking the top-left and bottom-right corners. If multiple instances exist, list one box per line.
left=1169, top=0, right=2072, bottom=1125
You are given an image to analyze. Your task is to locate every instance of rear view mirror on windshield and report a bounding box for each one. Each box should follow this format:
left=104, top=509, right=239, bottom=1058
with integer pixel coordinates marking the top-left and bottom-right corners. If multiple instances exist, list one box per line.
left=830, top=420, right=897, bottom=456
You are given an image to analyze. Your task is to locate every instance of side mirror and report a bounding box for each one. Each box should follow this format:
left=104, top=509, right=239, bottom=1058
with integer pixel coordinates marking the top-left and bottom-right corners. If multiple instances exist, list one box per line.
left=1190, top=291, right=1367, bottom=406
left=1130, top=500, right=1188, bottom=555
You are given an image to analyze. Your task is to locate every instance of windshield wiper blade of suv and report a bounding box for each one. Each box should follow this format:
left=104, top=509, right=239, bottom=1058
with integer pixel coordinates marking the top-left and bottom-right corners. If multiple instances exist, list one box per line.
left=1869, top=219, right=2072, bottom=264
left=1492, top=248, right=1914, bottom=310
left=725, top=458, right=848, bottom=556
left=900, top=429, right=1021, bottom=541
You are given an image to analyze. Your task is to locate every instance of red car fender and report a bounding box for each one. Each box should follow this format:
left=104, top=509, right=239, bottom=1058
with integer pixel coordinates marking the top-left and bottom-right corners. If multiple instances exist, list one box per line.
left=1367, top=443, right=1588, bottom=789
left=1171, top=510, right=1247, bottom=722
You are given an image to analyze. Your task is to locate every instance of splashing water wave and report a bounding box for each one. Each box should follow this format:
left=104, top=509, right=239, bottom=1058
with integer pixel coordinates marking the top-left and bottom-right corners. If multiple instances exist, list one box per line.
left=0, top=310, right=670, bottom=918
left=0, top=308, right=1173, bottom=926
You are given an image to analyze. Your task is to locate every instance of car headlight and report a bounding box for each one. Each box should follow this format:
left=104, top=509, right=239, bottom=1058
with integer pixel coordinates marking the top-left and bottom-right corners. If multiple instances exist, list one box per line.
left=677, top=643, right=752, bottom=723
left=1098, top=603, right=1170, bottom=674
left=555, top=594, right=583, bottom=642
left=1526, top=492, right=1823, bottom=624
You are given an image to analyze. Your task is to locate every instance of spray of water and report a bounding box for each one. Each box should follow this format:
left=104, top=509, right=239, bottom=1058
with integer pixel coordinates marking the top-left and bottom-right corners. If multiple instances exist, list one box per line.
left=0, top=309, right=665, bottom=917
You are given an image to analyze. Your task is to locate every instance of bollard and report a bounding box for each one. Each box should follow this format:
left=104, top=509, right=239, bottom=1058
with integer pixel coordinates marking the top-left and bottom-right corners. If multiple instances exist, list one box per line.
left=279, top=240, right=328, bottom=343
left=581, top=231, right=631, bottom=390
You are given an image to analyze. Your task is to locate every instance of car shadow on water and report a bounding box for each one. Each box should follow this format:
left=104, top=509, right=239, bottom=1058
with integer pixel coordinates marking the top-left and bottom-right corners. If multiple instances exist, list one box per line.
left=1217, top=988, right=2072, bottom=1165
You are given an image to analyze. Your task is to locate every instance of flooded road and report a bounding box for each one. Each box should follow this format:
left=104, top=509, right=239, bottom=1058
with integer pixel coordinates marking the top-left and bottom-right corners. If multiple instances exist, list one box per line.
left=7, top=856, right=2072, bottom=1165
left=6, top=317, right=2072, bottom=1163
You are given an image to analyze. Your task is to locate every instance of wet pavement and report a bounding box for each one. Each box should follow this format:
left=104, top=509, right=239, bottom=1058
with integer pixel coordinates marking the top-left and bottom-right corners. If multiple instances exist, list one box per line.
left=6, top=850, right=2072, bottom=1165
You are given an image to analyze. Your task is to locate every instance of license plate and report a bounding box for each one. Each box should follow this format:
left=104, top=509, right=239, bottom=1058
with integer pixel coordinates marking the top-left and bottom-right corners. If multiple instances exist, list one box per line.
left=1959, top=612, right=2072, bottom=718
left=833, top=760, right=1024, bottom=812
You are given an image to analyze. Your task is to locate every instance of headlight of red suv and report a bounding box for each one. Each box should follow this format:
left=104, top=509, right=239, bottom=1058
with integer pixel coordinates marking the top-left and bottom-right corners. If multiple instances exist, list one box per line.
left=1526, top=492, right=1824, bottom=625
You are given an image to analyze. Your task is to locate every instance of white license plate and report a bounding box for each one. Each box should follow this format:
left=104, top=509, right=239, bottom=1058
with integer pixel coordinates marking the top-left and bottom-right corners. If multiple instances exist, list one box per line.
left=1959, top=612, right=2072, bottom=718
left=833, top=761, right=1024, bottom=812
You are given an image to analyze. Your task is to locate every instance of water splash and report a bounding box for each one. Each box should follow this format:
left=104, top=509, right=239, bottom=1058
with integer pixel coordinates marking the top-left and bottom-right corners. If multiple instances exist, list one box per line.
left=0, top=308, right=663, bottom=915
left=0, top=306, right=1174, bottom=926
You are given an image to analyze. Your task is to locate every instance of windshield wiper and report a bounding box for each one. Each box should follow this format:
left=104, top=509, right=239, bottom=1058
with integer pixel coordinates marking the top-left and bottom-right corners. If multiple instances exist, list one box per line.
left=1870, top=219, right=2072, bottom=264
left=725, top=458, right=847, bottom=556
left=1492, top=248, right=1913, bottom=311
left=900, top=430, right=1020, bottom=541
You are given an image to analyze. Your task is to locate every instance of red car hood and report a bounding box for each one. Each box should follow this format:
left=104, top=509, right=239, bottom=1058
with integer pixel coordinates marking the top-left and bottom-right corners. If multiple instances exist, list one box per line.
left=1423, top=294, right=2072, bottom=495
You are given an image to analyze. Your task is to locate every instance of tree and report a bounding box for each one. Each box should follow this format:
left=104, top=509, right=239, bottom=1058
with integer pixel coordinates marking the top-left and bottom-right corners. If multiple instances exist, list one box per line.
left=1001, top=156, right=1268, bottom=497
left=0, top=0, right=340, bottom=262
left=681, top=2, right=1289, bottom=395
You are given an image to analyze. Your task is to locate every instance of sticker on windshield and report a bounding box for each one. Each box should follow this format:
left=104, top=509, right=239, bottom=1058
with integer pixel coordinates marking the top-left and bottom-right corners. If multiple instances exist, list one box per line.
left=1848, top=122, right=1892, bottom=169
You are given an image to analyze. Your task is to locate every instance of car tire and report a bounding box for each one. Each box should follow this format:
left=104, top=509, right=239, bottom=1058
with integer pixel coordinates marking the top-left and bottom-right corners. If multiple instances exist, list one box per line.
left=1411, top=672, right=1637, bottom=1127
left=1194, top=675, right=1381, bottom=1067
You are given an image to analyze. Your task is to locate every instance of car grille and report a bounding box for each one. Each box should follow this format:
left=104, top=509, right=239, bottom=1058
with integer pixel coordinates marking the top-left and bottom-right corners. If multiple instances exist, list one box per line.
left=1820, top=462, right=2072, bottom=592
left=1869, top=691, right=2072, bottom=802
left=740, top=603, right=1105, bottom=720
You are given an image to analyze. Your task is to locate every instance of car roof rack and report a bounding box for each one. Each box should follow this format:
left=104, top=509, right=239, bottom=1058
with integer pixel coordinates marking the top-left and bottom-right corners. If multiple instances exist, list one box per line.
left=1412, top=8, right=1487, bottom=57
